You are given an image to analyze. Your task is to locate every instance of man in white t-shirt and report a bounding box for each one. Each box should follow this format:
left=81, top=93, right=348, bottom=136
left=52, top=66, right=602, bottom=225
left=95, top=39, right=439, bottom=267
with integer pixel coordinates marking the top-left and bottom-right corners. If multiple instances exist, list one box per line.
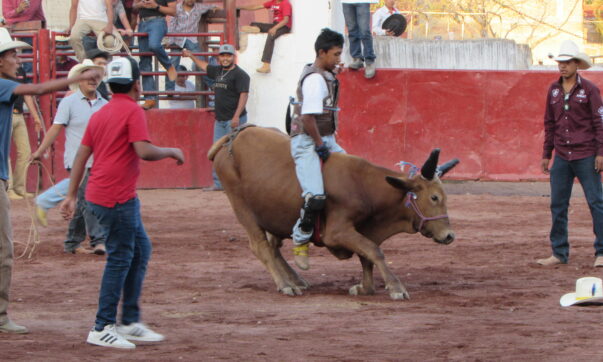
left=288, top=28, right=346, bottom=270
left=168, top=65, right=196, bottom=109
left=68, top=0, right=114, bottom=61
left=341, top=0, right=377, bottom=78
left=372, top=0, right=400, bottom=36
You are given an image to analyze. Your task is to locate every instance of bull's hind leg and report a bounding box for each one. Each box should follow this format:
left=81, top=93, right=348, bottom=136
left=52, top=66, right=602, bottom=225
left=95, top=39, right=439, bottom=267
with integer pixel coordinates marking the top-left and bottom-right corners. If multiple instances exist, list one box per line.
left=266, top=233, right=310, bottom=290
left=349, top=256, right=375, bottom=296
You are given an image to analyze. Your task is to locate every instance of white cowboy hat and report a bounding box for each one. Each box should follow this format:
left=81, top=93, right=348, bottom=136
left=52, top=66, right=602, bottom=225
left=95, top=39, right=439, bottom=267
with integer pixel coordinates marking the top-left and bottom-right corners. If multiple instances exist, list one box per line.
left=553, top=40, right=592, bottom=70
left=67, top=59, right=104, bottom=92
left=560, top=277, right=603, bottom=307
left=0, top=27, right=31, bottom=54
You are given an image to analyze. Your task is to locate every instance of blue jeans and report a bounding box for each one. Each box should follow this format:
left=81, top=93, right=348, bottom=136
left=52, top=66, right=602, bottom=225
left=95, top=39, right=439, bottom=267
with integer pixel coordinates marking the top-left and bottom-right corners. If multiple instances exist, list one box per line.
left=212, top=114, right=247, bottom=188
left=36, top=172, right=105, bottom=251
left=166, top=39, right=201, bottom=91
left=138, top=17, right=172, bottom=100
left=88, top=197, right=151, bottom=330
left=290, top=133, right=345, bottom=244
left=342, top=3, right=375, bottom=62
left=549, top=155, right=603, bottom=262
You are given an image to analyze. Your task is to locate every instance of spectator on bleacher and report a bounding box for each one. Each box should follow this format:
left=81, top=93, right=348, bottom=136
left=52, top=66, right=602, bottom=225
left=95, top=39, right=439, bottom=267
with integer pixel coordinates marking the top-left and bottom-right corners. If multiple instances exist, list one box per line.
left=68, top=0, right=114, bottom=62
left=184, top=44, right=249, bottom=191
left=2, top=0, right=46, bottom=28
left=112, top=0, right=134, bottom=38
left=240, top=0, right=292, bottom=74
left=56, top=54, right=79, bottom=78
left=133, top=0, right=178, bottom=110
left=86, top=48, right=112, bottom=100
left=165, top=0, right=216, bottom=91
left=167, top=65, right=196, bottom=109
left=121, top=0, right=139, bottom=45
left=3, top=0, right=46, bottom=77
left=372, top=0, right=399, bottom=36
left=342, top=0, right=377, bottom=79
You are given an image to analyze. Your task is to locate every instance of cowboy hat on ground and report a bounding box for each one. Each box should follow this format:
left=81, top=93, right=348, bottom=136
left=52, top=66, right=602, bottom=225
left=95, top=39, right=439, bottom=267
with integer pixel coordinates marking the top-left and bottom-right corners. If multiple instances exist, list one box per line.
left=0, top=27, right=31, bottom=54
left=560, top=277, right=603, bottom=307
left=67, top=59, right=104, bottom=92
left=553, top=40, right=592, bottom=70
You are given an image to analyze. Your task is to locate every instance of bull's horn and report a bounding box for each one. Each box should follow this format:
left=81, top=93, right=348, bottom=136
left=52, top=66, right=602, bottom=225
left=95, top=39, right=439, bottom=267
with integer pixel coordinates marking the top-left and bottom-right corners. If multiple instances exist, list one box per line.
left=436, top=158, right=460, bottom=177
left=421, top=148, right=440, bottom=180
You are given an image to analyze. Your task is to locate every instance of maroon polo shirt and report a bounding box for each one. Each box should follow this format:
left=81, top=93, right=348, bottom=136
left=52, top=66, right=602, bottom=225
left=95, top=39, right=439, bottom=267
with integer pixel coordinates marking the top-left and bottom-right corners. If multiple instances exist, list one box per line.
left=543, top=74, right=603, bottom=161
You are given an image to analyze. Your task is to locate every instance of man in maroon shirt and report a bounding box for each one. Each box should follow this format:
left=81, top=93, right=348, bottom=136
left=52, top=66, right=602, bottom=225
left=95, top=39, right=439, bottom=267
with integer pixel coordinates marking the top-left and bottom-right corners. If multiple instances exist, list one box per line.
left=2, top=0, right=46, bottom=27
left=537, top=40, right=603, bottom=267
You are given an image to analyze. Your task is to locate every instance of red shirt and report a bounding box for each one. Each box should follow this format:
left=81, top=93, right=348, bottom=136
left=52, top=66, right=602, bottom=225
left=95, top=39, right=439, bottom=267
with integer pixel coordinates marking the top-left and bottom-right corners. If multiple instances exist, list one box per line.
left=263, top=0, right=292, bottom=29
left=82, top=94, right=150, bottom=207
left=543, top=74, right=603, bottom=161
left=2, top=0, right=46, bottom=25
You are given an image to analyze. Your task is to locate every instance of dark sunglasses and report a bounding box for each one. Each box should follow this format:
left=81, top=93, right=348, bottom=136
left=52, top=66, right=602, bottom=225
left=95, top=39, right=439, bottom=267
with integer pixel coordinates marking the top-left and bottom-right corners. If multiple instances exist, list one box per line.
left=564, top=93, right=571, bottom=111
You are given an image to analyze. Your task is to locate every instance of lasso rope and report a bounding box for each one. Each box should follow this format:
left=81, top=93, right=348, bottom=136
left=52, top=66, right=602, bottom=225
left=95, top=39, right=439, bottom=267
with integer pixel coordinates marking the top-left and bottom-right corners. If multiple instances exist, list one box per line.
left=97, top=30, right=132, bottom=56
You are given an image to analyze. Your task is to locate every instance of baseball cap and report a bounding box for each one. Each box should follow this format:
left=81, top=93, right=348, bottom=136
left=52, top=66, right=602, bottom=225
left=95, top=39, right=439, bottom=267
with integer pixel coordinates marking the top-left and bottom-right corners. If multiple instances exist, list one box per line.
left=218, top=44, right=236, bottom=55
left=107, top=56, right=140, bottom=84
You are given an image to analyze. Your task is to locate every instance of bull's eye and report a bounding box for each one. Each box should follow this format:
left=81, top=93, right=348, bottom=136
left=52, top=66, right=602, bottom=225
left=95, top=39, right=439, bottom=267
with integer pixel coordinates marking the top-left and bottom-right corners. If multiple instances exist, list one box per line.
left=431, top=195, right=439, bottom=202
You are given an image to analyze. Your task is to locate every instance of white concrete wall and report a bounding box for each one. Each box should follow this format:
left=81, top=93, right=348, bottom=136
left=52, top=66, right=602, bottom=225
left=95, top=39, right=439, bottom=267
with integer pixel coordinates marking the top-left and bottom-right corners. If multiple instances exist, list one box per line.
left=238, top=0, right=337, bottom=131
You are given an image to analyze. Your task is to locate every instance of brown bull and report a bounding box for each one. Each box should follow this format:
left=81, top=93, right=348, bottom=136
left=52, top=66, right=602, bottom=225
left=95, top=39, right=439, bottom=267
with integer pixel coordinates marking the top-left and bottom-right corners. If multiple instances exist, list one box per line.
left=208, top=126, right=458, bottom=300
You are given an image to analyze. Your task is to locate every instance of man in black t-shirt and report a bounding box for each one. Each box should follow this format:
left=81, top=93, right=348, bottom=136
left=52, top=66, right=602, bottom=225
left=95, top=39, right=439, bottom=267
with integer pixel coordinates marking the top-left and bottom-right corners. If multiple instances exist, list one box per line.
left=184, top=44, right=250, bottom=190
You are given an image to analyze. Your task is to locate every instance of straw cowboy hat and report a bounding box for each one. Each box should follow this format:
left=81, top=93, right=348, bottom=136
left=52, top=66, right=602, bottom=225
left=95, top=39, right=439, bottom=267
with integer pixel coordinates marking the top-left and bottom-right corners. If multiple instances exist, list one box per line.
left=0, top=27, right=31, bottom=54
left=553, top=40, right=592, bottom=70
left=560, top=277, right=603, bottom=307
left=67, top=59, right=104, bottom=92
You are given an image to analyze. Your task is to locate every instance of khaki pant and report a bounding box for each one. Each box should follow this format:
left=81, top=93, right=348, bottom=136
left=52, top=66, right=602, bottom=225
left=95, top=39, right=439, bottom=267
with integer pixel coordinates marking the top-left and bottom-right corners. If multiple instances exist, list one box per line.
left=0, top=179, right=13, bottom=324
left=69, top=19, right=108, bottom=61
left=8, top=113, right=31, bottom=196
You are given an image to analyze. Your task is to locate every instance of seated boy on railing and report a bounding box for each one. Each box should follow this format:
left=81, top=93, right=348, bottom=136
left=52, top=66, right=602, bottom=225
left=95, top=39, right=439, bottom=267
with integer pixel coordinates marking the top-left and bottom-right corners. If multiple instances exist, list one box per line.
left=239, top=0, right=292, bottom=74
left=68, top=0, right=114, bottom=62
left=165, top=0, right=217, bottom=91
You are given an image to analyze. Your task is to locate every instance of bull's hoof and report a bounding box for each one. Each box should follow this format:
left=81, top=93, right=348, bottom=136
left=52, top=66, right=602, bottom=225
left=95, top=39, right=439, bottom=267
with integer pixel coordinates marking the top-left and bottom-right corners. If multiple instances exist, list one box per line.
left=348, top=284, right=375, bottom=296
left=389, top=291, right=410, bottom=300
left=279, top=286, right=304, bottom=296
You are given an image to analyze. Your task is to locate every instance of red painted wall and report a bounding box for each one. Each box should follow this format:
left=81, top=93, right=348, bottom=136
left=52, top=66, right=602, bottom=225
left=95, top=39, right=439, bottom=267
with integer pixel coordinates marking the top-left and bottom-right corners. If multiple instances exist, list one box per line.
left=22, top=69, right=603, bottom=191
left=337, top=69, right=603, bottom=181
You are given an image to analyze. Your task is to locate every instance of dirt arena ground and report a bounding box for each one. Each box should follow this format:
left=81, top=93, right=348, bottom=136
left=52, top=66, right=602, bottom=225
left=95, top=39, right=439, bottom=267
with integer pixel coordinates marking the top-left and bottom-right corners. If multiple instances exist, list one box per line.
left=3, top=182, right=603, bottom=361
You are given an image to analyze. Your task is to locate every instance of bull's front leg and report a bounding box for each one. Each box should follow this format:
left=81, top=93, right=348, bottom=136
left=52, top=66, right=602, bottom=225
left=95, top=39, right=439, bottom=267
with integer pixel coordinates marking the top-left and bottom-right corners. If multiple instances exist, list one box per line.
left=349, top=256, right=376, bottom=296
left=325, top=223, right=409, bottom=300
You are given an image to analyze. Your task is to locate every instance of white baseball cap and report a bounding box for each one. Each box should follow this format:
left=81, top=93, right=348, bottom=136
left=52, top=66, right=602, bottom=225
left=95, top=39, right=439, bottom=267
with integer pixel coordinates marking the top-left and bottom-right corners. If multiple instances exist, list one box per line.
left=107, top=56, right=139, bottom=84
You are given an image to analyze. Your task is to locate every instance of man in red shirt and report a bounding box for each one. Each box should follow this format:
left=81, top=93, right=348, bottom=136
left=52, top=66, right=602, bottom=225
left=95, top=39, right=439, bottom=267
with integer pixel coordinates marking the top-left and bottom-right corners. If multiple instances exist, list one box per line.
left=537, top=40, right=603, bottom=267
left=240, top=0, right=292, bottom=74
left=60, top=57, right=184, bottom=349
left=2, top=0, right=46, bottom=27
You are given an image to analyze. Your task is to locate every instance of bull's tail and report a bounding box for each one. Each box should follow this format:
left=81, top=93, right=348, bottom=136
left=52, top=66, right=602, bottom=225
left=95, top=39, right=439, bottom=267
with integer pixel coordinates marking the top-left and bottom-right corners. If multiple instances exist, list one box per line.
left=207, top=135, right=229, bottom=161
left=207, top=124, right=258, bottom=161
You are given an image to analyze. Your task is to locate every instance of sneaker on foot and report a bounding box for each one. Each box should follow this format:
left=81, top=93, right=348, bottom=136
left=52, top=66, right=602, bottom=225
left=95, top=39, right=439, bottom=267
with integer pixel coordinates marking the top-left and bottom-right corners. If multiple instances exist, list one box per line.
left=87, top=324, right=136, bottom=349
left=117, top=323, right=165, bottom=342
left=36, top=206, right=48, bottom=227
left=293, top=243, right=310, bottom=270
left=594, top=256, right=603, bottom=267
left=7, top=190, right=23, bottom=200
left=348, top=58, right=364, bottom=70
left=66, top=246, right=92, bottom=255
left=93, top=244, right=106, bottom=256
left=364, top=61, right=376, bottom=79
left=256, top=62, right=271, bottom=73
left=141, top=100, right=157, bottom=110
left=0, top=319, right=28, bottom=334
left=241, top=25, right=261, bottom=33
left=536, top=255, right=563, bottom=266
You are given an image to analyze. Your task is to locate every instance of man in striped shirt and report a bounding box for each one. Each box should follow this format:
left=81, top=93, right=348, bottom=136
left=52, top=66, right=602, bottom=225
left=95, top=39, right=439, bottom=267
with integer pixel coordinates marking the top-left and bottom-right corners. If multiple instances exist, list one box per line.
left=166, top=0, right=216, bottom=91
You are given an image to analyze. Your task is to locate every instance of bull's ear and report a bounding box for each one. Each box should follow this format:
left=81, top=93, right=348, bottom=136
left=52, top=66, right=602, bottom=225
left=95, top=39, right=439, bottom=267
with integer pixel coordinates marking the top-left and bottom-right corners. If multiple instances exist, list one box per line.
left=437, top=158, right=460, bottom=178
left=386, top=176, right=415, bottom=191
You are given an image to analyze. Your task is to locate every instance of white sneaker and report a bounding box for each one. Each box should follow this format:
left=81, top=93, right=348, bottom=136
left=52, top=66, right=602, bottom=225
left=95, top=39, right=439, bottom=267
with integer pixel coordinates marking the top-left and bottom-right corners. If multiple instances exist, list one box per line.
left=87, top=324, right=136, bottom=349
left=117, top=323, right=165, bottom=342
